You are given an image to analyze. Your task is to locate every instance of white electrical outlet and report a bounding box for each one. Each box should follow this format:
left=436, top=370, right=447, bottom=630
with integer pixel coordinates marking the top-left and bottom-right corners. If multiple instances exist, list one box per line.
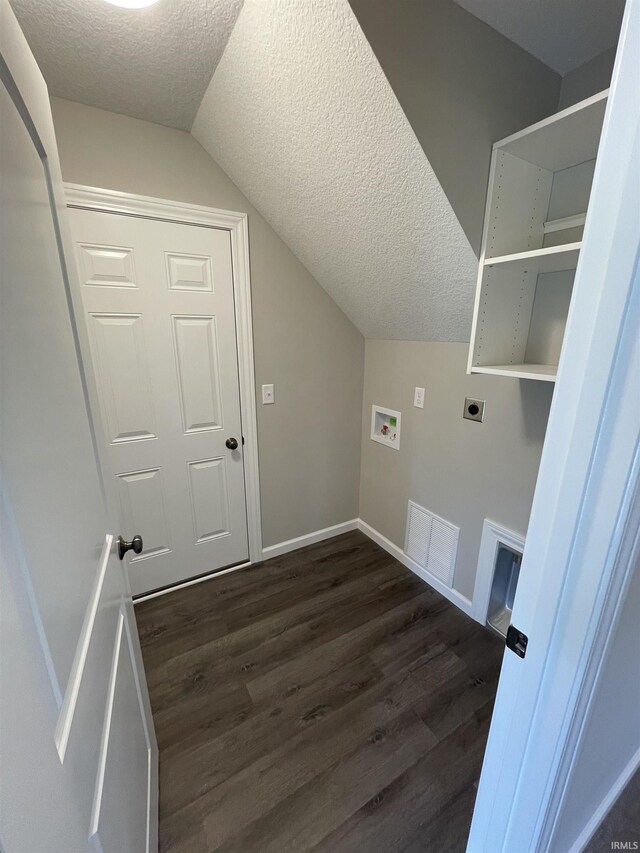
left=262, top=383, right=274, bottom=405
left=414, top=387, right=425, bottom=409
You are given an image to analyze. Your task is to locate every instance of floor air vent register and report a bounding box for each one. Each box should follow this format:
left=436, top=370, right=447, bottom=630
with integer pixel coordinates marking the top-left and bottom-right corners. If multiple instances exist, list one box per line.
left=404, top=500, right=459, bottom=588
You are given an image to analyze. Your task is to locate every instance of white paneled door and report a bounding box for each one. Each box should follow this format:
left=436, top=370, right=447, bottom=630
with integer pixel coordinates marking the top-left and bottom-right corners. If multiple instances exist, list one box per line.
left=0, top=2, right=157, bottom=851
left=68, top=208, right=249, bottom=595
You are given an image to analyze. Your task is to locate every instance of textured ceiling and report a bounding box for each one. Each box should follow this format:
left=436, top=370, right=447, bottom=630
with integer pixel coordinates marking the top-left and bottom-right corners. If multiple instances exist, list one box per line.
left=452, top=0, right=624, bottom=75
left=193, top=0, right=477, bottom=342
left=9, top=0, right=244, bottom=130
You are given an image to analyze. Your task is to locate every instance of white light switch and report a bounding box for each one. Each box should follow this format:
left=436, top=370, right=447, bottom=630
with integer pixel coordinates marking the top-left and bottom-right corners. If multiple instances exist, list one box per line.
left=262, top=383, right=275, bottom=405
left=414, top=387, right=425, bottom=409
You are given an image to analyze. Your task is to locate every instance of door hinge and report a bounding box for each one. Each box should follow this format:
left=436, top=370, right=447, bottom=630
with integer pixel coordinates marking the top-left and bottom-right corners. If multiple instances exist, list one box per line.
left=242, top=435, right=245, bottom=446
left=506, top=625, right=528, bottom=659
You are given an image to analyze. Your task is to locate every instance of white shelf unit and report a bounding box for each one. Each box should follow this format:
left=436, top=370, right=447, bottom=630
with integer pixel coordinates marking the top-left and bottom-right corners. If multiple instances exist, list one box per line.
left=468, top=90, right=608, bottom=381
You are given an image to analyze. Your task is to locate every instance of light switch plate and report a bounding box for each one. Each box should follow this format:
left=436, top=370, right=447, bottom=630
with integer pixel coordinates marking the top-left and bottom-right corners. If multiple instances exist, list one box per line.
left=262, top=384, right=274, bottom=405
left=414, top=387, right=425, bottom=409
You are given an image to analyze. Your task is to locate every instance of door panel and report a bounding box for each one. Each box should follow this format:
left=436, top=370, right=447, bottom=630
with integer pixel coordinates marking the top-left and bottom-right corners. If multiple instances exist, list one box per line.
left=0, top=3, right=157, bottom=850
left=88, top=313, right=158, bottom=444
left=116, top=468, right=173, bottom=561
left=68, top=208, right=249, bottom=594
left=78, top=243, right=138, bottom=289
left=172, top=315, right=223, bottom=433
left=55, top=536, right=122, bottom=762
left=166, top=252, right=213, bottom=292
left=188, top=456, right=231, bottom=542
left=58, top=542, right=153, bottom=853
left=88, top=607, right=152, bottom=853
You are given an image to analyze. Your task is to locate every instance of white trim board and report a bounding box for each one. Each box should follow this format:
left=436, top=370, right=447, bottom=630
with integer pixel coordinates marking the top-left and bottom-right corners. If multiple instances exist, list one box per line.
left=63, top=184, right=263, bottom=566
left=136, top=518, right=475, bottom=618
left=224, top=516, right=474, bottom=617
left=468, top=5, right=640, bottom=847
left=261, top=520, right=359, bottom=560
left=357, top=519, right=473, bottom=617
left=263, top=518, right=474, bottom=615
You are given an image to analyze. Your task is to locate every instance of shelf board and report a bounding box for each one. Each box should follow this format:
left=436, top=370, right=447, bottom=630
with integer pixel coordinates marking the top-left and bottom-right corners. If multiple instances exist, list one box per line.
left=472, top=364, right=557, bottom=382
left=494, top=90, right=608, bottom=172
left=484, top=243, right=581, bottom=276
left=543, top=213, right=587, bottom=234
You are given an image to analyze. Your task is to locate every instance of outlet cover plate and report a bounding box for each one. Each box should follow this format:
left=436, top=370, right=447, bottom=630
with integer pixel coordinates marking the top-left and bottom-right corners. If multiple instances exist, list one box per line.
left=464, top=397, right=485, bottom=422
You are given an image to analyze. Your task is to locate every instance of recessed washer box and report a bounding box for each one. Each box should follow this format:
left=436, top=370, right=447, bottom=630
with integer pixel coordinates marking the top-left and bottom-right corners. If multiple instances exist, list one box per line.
left=371, top=405, right=401, bottom=450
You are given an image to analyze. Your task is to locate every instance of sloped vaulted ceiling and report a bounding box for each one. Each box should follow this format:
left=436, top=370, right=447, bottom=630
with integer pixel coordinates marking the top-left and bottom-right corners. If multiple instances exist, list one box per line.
left=11, top=0, right=245, bottom=131
left=192, top=0, right=478, bottom=342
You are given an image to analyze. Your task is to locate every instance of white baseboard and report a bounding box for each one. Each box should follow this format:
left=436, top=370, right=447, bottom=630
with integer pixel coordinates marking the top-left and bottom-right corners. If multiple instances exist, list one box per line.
left=261, top=519, right=359, bottom=560
left=139, top=518, right=474, bottom=619
left=357, top=519, right=474, bottom=617
left=568, top=744, right=640, bottom=853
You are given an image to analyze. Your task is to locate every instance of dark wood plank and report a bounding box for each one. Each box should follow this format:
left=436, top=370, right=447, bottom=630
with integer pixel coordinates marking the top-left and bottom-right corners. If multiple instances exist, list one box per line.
left=162, top=562, right=420, bottom=705
left=153, top=678, right=253, bottom=752
left=400, top=779, right=479, bottom=853
left=244, top=588, right=441, bottom=704
left=414, top=662, right=500, bottom=741
left=222, top=540, right=408, bottom=632
left=159, top=654, right=384, bottom=816
left=200, top=642, right=461, bottom=850
left=311, top=701, right=495, bottom=853
left=135, top=530, right=503, bottom=853
left=214, top=709, right=437, bottom=853
left=158, top=799, right=207, bottom=853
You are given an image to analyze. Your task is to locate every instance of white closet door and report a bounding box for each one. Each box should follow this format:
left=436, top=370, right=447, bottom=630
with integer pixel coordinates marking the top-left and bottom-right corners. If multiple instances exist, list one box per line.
left=68, top=208, right=249, bottom=595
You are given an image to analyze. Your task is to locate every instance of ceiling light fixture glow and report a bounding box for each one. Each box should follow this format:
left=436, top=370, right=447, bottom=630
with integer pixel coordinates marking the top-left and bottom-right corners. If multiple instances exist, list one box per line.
left=102, top=0, right=161, bottom=8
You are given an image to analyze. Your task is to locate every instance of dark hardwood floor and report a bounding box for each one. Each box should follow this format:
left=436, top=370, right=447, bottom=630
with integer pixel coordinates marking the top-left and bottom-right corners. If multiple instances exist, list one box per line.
left=135, top=530, right=504, bottom=853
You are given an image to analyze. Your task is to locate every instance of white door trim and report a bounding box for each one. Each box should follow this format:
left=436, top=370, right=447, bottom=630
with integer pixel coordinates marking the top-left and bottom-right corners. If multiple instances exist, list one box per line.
left=63, top=184, right=263, bottom=567
left=468, top=2, right=640, bottom=849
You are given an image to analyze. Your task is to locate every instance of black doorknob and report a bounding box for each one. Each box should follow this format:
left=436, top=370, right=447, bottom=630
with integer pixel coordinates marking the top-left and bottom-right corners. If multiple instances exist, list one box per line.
left=117, top=534, right=143, bottom=561
left=226, top=437, right=239, bottom=450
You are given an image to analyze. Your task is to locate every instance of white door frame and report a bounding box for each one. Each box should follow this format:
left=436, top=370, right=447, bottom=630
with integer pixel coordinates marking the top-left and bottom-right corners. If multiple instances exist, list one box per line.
left=468, top=1, right=640, bottom=849
left=63, top=184, right=263, bottom=576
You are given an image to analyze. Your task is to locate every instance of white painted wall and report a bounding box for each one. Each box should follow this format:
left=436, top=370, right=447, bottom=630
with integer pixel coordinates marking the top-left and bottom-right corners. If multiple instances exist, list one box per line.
left=359, top=341, right=551, bottom=600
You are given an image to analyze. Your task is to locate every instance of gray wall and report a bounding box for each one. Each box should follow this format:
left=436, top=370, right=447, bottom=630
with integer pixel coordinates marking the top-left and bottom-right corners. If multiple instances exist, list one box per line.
left=553, top=545, right=640, bottom=850
left=359, top=341, right=552, bottom=599
left=50, top=97, right=365, bottom=549
left=558, top=47, right=617, bottom=110
left=349, top=0, right=561, bottom=257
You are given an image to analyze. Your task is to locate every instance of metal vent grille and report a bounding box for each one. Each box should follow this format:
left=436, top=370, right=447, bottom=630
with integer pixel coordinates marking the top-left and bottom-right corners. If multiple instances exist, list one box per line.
left=404, top=500, right=458, bottom=587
